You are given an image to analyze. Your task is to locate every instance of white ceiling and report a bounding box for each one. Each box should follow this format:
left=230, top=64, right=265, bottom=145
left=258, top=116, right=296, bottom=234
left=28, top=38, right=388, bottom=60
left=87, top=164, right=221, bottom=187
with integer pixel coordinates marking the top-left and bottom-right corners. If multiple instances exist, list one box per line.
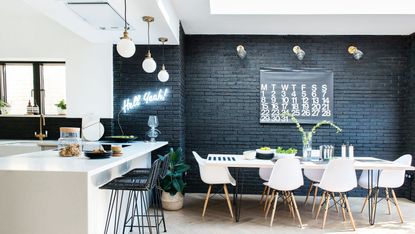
left=172, top=0, right=415, bottom=35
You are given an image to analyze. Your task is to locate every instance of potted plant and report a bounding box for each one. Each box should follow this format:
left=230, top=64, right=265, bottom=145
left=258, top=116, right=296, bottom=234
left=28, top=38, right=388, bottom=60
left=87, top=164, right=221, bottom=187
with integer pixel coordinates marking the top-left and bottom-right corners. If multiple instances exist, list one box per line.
left=160, top=147, right=190, bottom=210
left=55, top=99, right=67, bottom=115
left=275, top=147, right=298, bottom=159
left=0, top=99, right=11, bottom=115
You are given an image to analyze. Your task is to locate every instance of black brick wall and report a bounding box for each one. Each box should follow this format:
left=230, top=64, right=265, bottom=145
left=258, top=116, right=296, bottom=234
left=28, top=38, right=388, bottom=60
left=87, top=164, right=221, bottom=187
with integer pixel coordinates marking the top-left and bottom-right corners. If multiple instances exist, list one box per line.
left=184, top=35, right=411, bottom=197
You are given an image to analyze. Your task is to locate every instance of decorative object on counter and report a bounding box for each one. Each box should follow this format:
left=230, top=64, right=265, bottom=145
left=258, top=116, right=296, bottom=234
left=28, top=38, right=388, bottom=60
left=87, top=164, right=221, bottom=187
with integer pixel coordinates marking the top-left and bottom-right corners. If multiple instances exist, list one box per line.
left=275, top=146, right=297, bottom=159
left=58, top=127, right=82, bottom=157
left=32, top=104, right=40, bottom=115
left=348, top=144, right=354, bottom=159
left=348, top=45, right=364, bottom=60
left=84, top=146, right=111, bottom=159
left=147, top=115, right=161, bottom=142
left=256, top=147, right=274, bottom=160
left=55, top=99, right=67, bottom=115
left=26, top=100, right=33, bottom=115
left=116, top=0, right=136, bottom=58
left=142, top=16, right=157, bottom=73
left=341, top=144, right=347, bottom=158
left=236, top=45, right=247, bottom=59
left=284, top=112, right=342, bottom=159
left=0, top=99, right=10, bottom=115
left=111, top=145, right=123, bottom=156
left=160, top=148, right=190, bottom=210
left=243, top=150, right=256, bottom=160
left=158, top=37, right=170, bottom=82
left=293, top=45, right=305, bottom=60
left=81, top=113, right=104, bottom=141
left=34, top=114, right=48, bottom=140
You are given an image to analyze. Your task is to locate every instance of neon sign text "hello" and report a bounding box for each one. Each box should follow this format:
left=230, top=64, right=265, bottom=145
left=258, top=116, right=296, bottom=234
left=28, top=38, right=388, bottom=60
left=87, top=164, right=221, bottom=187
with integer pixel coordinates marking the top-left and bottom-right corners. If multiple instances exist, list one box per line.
left=122, top=88, right=169, bottom=113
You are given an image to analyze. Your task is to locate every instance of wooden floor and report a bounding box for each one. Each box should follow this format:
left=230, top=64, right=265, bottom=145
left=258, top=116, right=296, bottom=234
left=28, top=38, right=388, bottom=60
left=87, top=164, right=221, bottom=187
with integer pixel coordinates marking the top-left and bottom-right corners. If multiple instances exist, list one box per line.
left=159, top=193, right=415, bottom=234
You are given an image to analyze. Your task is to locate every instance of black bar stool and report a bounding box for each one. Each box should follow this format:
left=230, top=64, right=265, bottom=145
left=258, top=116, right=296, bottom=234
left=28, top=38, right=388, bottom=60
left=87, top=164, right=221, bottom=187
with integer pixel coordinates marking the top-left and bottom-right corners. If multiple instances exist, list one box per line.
left=100, top=158, right=162, bottom=234
left=124, top=154, right=170, bottom=233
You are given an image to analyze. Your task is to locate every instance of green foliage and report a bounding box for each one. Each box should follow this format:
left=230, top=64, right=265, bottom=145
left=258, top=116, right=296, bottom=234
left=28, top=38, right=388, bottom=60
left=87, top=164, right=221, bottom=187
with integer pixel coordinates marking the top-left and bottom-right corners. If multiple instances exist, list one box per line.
left=55, top=99, right=67, bottom=109
left=160, top=148, right=191, bottom=196
left=275, top=147, right=298, bottom=154
left=0, top=99, right=10, bottom=108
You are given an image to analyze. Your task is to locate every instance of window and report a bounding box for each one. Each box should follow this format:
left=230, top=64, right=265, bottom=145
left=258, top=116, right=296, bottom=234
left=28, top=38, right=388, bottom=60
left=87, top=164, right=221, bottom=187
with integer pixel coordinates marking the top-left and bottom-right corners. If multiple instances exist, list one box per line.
left=0, top=62, right=66, bottom=115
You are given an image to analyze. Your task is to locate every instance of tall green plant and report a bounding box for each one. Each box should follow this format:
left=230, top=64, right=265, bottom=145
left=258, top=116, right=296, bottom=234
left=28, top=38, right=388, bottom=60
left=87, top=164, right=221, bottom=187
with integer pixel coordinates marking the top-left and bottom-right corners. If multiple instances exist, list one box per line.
left=160, top=148, right=190, bottom=196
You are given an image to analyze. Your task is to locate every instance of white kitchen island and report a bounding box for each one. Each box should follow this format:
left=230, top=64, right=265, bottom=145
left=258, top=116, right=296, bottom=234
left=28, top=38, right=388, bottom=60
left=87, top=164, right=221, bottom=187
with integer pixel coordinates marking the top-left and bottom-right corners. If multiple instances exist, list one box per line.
left=0, top=141, right=168, bottom=234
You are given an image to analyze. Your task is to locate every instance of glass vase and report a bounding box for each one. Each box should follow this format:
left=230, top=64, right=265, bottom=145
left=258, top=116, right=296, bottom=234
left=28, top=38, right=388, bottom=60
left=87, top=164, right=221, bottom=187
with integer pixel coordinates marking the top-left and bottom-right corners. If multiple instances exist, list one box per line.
left=302, top=131, right=313, bottom=159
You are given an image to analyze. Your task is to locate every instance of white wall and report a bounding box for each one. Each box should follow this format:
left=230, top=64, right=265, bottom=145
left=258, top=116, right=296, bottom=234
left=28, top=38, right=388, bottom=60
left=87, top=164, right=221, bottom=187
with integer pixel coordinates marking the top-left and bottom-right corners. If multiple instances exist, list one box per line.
left=0, top=0, right=113, bottom=118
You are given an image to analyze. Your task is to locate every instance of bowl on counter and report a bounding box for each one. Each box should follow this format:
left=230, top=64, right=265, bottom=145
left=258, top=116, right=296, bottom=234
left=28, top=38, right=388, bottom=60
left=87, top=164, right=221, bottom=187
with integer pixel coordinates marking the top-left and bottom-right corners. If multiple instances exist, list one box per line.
left=105, top=135, right=137, bottom=143
left=243, top=150, right=256, bottom=160
left=274, top=153, right=296, bottom=159
left=84, top=150, right=112, bottom=159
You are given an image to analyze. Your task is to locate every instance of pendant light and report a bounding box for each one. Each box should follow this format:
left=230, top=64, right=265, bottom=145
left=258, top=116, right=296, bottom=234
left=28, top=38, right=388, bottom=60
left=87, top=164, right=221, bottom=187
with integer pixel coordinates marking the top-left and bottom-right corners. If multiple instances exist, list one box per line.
left=158, top=37, right=169, bottom=82
left=116, top=0, right=135, bottom=58
left=142, top=16, right=157, bottom=73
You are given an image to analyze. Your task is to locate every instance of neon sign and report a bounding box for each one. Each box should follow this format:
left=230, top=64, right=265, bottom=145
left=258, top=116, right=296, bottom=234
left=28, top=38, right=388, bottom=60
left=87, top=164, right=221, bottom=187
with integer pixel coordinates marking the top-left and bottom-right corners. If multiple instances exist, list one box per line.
left=122, top=88, right=169, bottom=113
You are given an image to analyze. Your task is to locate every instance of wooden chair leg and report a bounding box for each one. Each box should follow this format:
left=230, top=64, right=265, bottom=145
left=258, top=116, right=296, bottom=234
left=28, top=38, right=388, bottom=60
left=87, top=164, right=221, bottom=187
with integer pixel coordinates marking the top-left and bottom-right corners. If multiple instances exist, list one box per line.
left=287, top=192, right=295, bottom=219
left=290, top=192, right=303, bottom=228
left=330, top=192, right=339, bottom=213
left=202, top=185, right=212, bottom=217
left=312, top=186, right=319, bottom=213
left=304, top=183, right=313, bottom=206
left=391, top=189, right=404, bottom=223
left=223, top=184, right=234, bottom=218
left=269, top=192, right=279, bottom=227
left=315, top=191, right=326, bottom=219
left=260, top=186, right=267, bottom=204
left=371, top=189, right=379, bottom=221
left=361, top=188, right=371, bottom=213
left=339, top=193, right=347, bottom=222
left=322, top=192, right=330, bottom=229
left=265, top=190, right=275, bottom=218
left=343, top=194, right=356, bottom=231
left=385, top=188, right=392, bottom=215
left=263, top=186, right=270, bottom=211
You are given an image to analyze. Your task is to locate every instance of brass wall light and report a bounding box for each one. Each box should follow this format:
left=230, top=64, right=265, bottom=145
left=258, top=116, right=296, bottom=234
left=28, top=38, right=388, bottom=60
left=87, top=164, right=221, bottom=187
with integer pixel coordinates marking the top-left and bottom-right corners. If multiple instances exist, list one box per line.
left=348, top=46, right=364, bottom=60
left=236, top=45, right=247, bottom=59
left=293, top=45, right=305, bottom=60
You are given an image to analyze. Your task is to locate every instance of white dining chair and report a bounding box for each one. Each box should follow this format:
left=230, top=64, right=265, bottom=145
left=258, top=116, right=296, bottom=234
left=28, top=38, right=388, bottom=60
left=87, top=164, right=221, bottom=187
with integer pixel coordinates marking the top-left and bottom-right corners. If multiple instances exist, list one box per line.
left=315, top=158, right=357, bottom=231
left=192, top=151, right=236, bottom=218
left=359, top=154, right=412, bottom=223
left=303, top=169, right=325, bottom=212
left=264, top=158, right=304, bottom=228
left=259, top=168, right=272, bottom=208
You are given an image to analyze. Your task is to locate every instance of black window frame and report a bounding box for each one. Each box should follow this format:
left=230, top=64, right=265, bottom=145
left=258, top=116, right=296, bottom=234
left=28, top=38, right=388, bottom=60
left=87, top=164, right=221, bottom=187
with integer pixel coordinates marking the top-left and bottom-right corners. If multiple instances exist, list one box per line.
left=0, top=61, right=65, bottom=115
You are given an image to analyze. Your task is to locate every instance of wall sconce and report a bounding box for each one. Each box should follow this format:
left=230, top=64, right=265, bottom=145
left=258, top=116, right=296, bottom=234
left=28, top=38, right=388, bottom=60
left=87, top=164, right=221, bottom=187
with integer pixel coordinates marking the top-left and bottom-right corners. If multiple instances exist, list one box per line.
left=236, top=45, right=247, bottom=59
left=293, top=46, right=305, bottom=60
left=348, top=46, right=364, bottom=60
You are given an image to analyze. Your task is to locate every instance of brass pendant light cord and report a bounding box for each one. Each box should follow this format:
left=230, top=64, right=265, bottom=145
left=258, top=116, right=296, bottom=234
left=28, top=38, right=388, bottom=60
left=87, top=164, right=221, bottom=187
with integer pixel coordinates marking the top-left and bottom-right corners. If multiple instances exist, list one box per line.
left=147, top=21, right=150, bottom=50
left=123, top=0, right=127, bottom=31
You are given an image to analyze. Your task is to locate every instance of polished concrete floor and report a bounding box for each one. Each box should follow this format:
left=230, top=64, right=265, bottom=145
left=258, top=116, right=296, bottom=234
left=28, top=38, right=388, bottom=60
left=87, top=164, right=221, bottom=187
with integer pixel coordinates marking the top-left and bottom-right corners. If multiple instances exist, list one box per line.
left=161, top=193, right=415, bottom=234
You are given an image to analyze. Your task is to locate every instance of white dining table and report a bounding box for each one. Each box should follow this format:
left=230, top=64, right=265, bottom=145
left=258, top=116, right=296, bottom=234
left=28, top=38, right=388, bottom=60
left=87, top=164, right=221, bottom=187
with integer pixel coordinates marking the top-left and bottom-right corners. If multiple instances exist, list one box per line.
left=206, top=154, right=415, bottom=225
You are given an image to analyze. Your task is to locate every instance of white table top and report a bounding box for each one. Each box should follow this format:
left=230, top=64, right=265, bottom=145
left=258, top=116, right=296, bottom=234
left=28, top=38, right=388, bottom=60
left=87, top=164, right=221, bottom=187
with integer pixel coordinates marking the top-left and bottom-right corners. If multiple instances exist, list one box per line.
left=0, top=141, right=168, bottom=175
left=207, top=154, right=415, bottom=171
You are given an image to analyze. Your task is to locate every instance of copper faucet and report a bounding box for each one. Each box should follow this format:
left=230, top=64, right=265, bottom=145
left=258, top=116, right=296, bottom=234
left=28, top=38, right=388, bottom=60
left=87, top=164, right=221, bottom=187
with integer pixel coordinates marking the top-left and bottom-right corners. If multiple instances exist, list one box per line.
left=34, top=114, right=48, bottom=140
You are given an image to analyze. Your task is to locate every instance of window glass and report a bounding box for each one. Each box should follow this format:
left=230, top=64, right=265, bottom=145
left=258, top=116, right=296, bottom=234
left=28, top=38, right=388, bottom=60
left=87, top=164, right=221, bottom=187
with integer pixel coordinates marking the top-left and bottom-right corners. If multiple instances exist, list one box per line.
left=5, top=64, right=33, bottom=115
left=43, top=64, right=66, bottom=115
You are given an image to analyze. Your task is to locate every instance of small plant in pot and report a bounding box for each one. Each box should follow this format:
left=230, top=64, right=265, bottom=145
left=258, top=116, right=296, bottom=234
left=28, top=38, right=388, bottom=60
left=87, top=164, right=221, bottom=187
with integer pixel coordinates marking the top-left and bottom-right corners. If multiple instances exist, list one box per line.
left=160, top=147, right=190, bottom=210
left=55, top=99, right=67, bottom=115
left=0, top=99, right=11, bottom=115
left=275, top=147, right=298, bottom=159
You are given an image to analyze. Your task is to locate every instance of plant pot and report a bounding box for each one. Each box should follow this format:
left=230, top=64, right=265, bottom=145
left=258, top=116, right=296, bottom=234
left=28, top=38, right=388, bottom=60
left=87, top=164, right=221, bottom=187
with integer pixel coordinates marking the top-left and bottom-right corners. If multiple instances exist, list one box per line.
left=0, top=106, right=10, bottom=115
left=161, top=191, right=184, bottom=211
left=57, top=107, right=67, bottom=115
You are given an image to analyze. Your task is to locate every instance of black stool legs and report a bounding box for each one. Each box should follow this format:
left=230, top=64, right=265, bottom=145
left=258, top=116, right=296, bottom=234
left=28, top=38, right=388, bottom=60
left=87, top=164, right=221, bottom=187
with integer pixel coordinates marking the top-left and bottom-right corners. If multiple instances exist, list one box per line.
left=104, top=190, right=124, bottom=234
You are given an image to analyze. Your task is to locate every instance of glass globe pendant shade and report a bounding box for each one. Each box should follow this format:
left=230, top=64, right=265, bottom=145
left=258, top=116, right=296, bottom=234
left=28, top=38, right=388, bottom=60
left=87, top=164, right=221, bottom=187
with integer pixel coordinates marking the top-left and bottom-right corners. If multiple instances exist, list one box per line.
left=116, top=31, right=135, bottom=58
left=142, top=50, right=157, bottom=73
left=158, top=65, right=169, bottom=82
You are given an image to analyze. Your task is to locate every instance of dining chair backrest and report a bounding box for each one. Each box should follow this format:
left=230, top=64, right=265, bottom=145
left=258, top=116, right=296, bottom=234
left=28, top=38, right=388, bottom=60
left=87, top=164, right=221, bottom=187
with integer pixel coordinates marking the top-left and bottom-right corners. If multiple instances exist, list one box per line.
left=259, top=168, right=272, bottom=181
left=378, top=154, right=412, bottom=189
left=267, top=158, right=304, bottom=191
left=192, top=151, right=234, bottom=185
left=304, top=169, right=324, bottom=183
left=319, top=158, right=356, bottom=192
